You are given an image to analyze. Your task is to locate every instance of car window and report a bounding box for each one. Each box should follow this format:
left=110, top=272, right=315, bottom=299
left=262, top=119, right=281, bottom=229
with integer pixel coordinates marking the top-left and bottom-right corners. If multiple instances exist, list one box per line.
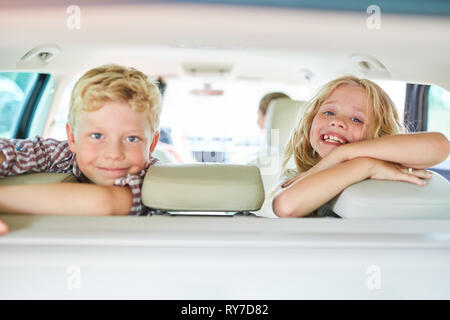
left=0, top=72, right=38, bottom=138
left=47, top=77, right=77, bottom=140
left=428, top=85, right=450, bottom=177
left=374, top=80, right=406, bottom=123
left=26, top=76, right=55, bottom=139
left=428, top=85, right=450, bottom=140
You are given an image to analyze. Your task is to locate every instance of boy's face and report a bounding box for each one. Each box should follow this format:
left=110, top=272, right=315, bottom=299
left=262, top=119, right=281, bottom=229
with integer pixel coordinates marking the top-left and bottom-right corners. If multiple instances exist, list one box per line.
left=66, top=101, right=159, bottom=185
left=309, top=84, right=373, bottom=158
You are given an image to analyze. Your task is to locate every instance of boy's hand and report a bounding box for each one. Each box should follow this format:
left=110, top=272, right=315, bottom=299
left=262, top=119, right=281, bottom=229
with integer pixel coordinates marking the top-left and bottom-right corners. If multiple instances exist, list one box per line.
left=0, top=219, right=8, bottom=235
left=0, top=151, right=5, bottom=165
left=369, top=159, right=432, bottom=186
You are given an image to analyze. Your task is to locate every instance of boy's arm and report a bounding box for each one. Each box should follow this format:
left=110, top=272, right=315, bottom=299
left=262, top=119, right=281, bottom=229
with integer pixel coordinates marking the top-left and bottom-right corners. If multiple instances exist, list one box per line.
left=340, top=132, right=450, bottom=169
left=273, top=157, right=429, bottom=218
left=0, top=183, right=132, bottom=216
left=0, top=136, right=58, bottom=176
left=1, top=136, right=76, bottom=178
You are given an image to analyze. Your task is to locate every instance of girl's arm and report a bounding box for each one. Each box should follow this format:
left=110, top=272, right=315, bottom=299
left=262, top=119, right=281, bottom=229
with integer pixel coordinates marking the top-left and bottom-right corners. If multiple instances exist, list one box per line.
left=339, top=132, right=449, bottom=169
left=281, top=132, right=449, bottom=189
left=273, top=157, right=431, bottom=218
left=0, top=183, right=133, bottom=216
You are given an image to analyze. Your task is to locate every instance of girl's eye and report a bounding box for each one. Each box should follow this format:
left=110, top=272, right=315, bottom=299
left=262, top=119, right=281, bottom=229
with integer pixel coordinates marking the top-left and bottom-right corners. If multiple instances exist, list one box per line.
left=324, top=111, right=334, bottom=116
left=352, top=117, right=363, bottom=123
left=126, top=136, right=140, bottom=142
left=90, top=133, right=103, bottom=139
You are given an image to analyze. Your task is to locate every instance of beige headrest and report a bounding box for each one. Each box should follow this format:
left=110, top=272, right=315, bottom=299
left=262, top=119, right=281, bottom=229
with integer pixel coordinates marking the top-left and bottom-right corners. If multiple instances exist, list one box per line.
left=142, top=164, right=265, bottom=212
left=0, top=173, right=78, bottom=185
left=330, top=171, right=450, bottom=219
left=264, top=98, right=306, bottom=151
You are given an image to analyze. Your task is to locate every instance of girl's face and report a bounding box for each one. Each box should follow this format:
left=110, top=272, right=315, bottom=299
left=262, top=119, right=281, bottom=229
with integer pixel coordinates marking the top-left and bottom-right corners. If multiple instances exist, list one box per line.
left=310, top=84, right=372, bottom=158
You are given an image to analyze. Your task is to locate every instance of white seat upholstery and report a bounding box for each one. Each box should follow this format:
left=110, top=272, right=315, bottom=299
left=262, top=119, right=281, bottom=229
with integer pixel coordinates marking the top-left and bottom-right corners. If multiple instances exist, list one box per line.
left=251, top=98, right=306, bottom=214
left=142, top=164, right=265, bottom=213
left=330, top=171, right=450, bottom=219
left=264, top=98, right=306, bottom=153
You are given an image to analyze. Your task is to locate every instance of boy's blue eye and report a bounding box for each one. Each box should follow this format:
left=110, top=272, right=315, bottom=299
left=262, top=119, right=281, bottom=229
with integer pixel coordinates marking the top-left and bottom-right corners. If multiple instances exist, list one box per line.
left=324, top=111, right=334, bottom=116
left=352, top=117, right=363, bottom=123
left=127, top=136, right=140, bottom=142
left=90, top=133, right=103, bottom=139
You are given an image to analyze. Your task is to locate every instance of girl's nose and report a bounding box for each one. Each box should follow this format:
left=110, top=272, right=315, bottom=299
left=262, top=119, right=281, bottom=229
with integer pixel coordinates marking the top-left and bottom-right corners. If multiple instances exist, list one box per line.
left=329, top=117, right=348, bottom=129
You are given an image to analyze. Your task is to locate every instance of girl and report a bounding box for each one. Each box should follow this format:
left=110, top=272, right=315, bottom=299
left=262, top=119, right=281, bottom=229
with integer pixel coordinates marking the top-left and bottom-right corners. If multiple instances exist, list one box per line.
left=272, top=76, right=450, bottom=218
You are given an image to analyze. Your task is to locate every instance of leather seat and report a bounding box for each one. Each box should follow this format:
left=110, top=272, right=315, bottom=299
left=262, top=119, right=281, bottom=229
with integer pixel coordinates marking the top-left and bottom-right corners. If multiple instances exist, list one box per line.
left=251, top=98, right=306, bottom=203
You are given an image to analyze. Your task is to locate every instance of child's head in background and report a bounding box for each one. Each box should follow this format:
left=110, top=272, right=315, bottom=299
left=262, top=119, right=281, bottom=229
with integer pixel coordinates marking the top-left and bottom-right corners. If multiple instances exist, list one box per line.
left=282, top=75, right=404, bottom=173
left=257, top=92, right=290, bottom=130
left=66, top=64, right=162, bottom=185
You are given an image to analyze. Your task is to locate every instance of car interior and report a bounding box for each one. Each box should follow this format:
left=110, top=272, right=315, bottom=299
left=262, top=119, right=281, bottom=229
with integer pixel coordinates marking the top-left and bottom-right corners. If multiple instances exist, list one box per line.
left=0, top=0, right=449, bottom=299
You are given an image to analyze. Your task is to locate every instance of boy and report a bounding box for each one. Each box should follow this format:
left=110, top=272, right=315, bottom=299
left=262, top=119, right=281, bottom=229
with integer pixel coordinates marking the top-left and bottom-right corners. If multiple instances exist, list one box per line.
left=0, top=64, right=161, bottom=224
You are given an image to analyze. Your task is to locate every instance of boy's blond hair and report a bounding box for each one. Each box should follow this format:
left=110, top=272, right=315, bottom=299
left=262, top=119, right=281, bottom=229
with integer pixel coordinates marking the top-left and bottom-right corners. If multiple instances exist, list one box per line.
left=282, top=75, right=405, bottom=174
left=68, top=64, right=162, bottom=137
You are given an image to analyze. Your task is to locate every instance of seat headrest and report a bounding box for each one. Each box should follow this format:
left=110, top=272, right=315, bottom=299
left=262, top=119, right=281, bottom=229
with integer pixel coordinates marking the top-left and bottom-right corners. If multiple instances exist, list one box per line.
left=330, top=172, right=450, bottom=219
left=264, top=98, right=306, bottom=151
left=142, top=164, right=265, bottom=212
left=0, top=173, right=78, bottom=185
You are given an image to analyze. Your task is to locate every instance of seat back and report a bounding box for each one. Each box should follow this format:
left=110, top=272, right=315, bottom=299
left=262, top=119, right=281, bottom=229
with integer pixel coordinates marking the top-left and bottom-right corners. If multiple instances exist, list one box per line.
left=251, top=98, right=306, bottom=203
left=264, top=97, right=307, bottom=153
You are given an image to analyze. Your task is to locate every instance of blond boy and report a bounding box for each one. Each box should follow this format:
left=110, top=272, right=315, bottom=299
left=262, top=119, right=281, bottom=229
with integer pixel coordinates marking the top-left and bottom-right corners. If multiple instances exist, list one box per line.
left=0, top=64, right=161, bottom=221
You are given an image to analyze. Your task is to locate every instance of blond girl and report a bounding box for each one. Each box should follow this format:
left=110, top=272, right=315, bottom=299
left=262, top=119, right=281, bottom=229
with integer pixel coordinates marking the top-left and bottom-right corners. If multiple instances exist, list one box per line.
left=272, top=76, right=450, bottom=218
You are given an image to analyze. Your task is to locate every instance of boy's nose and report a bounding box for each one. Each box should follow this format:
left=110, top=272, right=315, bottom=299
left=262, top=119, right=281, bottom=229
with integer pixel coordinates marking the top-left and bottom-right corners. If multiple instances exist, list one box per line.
left=103, top=141, right=126, bottom=160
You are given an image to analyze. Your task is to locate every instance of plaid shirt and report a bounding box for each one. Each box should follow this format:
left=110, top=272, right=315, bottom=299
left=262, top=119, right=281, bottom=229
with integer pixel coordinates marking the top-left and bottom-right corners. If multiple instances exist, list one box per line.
left=0, top=136, right=158, bottom=216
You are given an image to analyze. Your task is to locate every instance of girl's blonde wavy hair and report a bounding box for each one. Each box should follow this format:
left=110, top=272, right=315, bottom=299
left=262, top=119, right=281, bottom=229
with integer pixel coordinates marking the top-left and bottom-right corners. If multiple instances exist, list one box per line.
left=68, top=64, right=162, bottom=138
left=282, top=75, right=405, bottom=174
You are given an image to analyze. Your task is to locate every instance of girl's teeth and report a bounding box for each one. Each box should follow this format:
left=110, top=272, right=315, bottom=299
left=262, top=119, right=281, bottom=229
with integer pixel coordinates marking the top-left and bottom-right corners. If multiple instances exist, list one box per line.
left=323, top=135, right=344, bottom=144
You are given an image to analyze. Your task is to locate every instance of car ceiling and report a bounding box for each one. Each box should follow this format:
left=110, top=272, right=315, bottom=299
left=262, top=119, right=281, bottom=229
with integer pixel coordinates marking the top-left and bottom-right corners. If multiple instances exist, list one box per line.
left=0, top=1, right=449, bottom=90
